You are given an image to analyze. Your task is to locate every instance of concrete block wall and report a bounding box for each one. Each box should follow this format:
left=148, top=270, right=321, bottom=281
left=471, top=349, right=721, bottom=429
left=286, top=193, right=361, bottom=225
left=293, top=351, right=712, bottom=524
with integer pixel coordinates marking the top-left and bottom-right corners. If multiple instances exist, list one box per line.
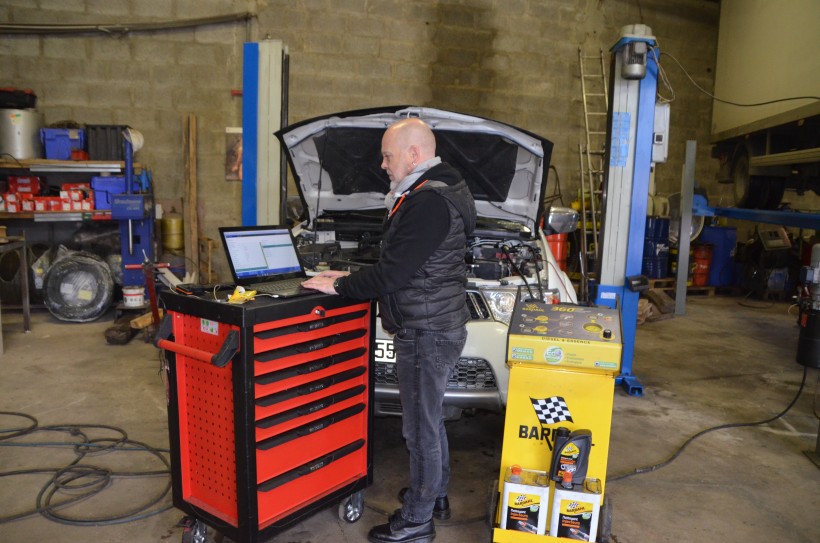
left=1, top=0, right=724, bottom=281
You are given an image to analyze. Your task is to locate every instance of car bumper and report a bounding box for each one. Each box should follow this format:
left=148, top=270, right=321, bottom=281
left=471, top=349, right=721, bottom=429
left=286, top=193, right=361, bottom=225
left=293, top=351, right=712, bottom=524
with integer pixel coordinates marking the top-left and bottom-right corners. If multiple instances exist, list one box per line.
left=373, top=384, right=503, bottom=417
left=372, top=321, right=510, bottom=417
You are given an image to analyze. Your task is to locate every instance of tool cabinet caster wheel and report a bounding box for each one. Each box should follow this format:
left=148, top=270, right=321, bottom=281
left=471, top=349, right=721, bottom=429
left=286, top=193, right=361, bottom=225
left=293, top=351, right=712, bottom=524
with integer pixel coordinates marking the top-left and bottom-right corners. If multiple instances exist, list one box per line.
left=338, top=491, right=365, bottom=523
left=181, top=517, right=208, bottom=543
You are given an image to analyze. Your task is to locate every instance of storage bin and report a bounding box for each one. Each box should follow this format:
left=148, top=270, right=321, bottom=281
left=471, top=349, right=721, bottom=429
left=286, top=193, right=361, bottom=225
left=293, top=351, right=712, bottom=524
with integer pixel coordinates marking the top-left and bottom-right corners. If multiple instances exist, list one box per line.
left=0, top=87, right=37, bottom=109
left=86, top=124, right=128, bottom=161
left=90, top=176, right=139, bottom=210
left=698, top=225, right=737, bottom=286
left=41, top=128, right=85, bottom=160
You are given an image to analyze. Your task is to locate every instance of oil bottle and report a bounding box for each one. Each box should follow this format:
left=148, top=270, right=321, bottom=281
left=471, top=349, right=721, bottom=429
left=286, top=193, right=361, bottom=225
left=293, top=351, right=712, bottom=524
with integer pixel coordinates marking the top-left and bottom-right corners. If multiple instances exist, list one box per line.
left=550, top=427, right=592, bottom=489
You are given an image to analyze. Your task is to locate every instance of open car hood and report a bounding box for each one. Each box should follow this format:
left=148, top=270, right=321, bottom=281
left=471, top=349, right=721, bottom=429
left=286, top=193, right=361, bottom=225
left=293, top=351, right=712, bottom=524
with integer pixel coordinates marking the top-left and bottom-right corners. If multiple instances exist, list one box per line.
left=275, top=106, right=554, bottom=233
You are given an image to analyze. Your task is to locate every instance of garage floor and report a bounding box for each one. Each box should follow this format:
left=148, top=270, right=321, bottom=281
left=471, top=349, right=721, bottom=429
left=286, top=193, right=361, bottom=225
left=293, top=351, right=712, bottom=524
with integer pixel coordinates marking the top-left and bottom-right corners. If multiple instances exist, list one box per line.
left=0, top=294, right=818, bottom=543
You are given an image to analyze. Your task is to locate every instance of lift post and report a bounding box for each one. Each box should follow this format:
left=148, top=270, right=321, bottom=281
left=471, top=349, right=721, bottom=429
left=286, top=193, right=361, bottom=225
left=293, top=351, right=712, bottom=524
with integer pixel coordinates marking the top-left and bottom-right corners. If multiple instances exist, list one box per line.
left=593, top=24, right=664, bottom=397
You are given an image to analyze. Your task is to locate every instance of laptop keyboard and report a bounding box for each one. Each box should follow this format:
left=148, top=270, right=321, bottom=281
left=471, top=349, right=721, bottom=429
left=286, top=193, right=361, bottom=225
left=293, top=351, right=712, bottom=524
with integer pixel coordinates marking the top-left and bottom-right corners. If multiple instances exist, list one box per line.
left=253, top=277, right=309, bottom=294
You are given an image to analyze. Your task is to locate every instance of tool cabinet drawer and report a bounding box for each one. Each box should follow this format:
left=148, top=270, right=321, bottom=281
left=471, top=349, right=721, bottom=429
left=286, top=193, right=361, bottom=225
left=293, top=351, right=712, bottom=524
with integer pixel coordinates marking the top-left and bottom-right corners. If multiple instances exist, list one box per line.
left=255, top=403, right=367, bottom=482
left=257, top=439, right=367, bottom=528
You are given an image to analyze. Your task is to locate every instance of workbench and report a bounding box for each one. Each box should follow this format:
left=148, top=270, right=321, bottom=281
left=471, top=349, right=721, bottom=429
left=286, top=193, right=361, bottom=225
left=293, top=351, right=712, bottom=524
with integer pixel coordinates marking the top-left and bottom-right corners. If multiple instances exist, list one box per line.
left=0, top=237, right=31, bottom=343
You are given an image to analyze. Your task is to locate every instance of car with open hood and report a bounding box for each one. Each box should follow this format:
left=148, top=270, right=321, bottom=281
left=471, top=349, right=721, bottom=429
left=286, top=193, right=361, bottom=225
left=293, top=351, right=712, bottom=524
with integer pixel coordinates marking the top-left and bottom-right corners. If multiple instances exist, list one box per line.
left=276, top=106, right=578, bottom=419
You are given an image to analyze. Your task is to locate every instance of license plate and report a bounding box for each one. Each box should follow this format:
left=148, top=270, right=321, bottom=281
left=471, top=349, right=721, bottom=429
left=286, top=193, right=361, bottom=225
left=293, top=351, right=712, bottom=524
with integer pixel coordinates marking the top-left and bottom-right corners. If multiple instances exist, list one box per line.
left=374, top=339, right=396, bottom=363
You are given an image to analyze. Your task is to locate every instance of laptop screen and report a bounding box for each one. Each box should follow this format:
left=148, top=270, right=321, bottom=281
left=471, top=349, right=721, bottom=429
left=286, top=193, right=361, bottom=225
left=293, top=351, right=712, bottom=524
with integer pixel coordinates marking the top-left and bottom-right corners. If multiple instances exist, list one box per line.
left=220, top=226, right=306, bottom=284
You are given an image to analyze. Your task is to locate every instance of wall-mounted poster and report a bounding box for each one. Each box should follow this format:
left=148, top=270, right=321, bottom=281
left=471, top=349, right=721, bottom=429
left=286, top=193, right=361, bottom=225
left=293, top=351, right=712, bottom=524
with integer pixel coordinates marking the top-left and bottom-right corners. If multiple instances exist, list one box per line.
left=225, top=127, right=242, bottom=181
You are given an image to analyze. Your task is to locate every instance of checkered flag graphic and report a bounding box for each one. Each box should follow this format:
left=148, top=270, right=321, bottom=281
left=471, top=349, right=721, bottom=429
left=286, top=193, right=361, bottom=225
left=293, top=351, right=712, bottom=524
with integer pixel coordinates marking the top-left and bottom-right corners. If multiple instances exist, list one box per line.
left=530, top=396, right=574, bottom=425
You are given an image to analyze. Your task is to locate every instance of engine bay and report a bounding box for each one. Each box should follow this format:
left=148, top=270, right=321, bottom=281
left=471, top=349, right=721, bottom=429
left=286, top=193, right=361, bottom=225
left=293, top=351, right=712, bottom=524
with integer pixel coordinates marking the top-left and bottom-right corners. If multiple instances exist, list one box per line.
left=296, top=228, right=544, bottom=283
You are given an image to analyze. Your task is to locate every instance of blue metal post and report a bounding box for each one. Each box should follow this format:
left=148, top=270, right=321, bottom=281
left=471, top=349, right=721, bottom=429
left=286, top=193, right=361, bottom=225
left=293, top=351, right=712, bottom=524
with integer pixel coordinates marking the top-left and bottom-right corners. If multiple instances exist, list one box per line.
left=242, top=43, right=259, bottom=226
left=595, top=35, right=659, bottom=396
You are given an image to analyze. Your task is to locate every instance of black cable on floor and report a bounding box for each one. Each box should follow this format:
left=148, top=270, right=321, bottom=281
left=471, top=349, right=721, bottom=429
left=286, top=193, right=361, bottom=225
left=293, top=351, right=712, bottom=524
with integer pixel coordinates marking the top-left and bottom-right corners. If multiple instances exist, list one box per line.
left=608, top=366, right=809, bottom=482
left=813, top=371, right=820, bottom=421
left=0, top=412, right=173, bottom=526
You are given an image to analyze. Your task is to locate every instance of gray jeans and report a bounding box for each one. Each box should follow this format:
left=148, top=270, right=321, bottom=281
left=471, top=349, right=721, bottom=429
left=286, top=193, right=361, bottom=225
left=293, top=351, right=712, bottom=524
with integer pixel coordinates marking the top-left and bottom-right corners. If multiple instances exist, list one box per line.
left=394, top=326, right=467, bottom=523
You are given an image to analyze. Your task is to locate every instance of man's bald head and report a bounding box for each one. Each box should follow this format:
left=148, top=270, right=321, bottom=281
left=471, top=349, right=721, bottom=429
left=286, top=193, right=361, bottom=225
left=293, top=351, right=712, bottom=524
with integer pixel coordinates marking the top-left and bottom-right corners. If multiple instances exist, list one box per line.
left=381, top=118, right=437, bottom=186
left=386, top=118, right=436, bottom=160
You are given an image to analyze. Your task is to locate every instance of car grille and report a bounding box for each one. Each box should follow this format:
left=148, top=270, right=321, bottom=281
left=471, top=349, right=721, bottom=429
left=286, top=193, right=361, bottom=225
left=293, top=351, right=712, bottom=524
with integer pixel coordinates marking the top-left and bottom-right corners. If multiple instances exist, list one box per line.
left=375, top=360, right=399, bottom=386
left=375, top=357, right=497, bottom=391
left=448, top=357, right=497, bottom=390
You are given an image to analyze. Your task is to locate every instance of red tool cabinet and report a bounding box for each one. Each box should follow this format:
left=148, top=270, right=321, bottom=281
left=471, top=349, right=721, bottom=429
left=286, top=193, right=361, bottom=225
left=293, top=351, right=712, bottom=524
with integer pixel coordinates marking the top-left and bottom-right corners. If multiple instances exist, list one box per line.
left=157, top=291, right=375, bottom=543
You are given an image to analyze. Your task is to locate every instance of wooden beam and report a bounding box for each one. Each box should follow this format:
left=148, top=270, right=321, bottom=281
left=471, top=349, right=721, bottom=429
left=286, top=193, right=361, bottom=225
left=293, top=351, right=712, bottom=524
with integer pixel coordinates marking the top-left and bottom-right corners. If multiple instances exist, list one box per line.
left=183, top=114, right=199, bottom=281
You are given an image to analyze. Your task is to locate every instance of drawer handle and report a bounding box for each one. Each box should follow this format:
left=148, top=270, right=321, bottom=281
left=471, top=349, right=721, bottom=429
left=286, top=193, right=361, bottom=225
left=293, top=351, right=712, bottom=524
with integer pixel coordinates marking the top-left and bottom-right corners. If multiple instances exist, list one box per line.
left=155, top=314, right=239, bottom=367
left=256, top=366, right=366, bottom=407
left=254, top=309, right=368, bottom=340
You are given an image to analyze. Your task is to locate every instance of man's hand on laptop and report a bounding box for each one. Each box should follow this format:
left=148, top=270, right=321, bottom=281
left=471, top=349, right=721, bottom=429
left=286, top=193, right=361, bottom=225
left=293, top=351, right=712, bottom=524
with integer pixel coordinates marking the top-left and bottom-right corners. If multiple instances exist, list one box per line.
left=302, top=271, right=350, bottom=295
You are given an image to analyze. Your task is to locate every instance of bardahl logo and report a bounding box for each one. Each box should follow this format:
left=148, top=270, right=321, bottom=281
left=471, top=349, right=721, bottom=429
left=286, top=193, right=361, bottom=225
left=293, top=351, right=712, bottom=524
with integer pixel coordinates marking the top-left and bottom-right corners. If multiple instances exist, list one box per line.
left=517, top=396, right=575, bottom=451
left=514, top=494, right=534, bottom=506
left=566, top=501, right=588, bottom=513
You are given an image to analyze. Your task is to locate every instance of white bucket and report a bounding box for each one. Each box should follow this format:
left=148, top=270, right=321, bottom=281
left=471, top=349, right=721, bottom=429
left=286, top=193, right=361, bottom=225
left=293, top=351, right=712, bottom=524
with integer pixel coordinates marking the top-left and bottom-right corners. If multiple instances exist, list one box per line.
left=122, top=285, right=145, bottom=307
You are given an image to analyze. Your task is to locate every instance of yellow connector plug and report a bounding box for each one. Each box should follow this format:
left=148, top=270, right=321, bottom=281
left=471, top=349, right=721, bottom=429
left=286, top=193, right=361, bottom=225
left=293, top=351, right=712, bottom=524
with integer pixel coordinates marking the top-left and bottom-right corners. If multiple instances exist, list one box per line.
left=228, top=286, right=257, bottom=304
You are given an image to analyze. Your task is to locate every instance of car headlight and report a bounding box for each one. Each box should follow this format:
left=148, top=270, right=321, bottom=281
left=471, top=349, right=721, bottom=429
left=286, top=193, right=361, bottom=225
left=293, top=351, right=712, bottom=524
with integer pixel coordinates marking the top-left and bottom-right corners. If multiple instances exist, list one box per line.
left=483, top=288, right=520, bottom=325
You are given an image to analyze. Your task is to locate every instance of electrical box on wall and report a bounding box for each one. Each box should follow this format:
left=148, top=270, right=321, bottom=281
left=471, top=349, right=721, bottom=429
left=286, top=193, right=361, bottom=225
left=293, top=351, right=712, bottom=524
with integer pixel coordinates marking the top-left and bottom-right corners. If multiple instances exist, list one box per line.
left=652, top=102, right=670, bottom=163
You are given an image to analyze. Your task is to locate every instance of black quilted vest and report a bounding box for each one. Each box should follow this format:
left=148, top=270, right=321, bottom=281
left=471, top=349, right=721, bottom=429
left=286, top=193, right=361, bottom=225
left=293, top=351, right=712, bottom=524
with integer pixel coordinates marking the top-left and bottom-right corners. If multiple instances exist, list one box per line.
left=379, top=176, right=476, bottom=333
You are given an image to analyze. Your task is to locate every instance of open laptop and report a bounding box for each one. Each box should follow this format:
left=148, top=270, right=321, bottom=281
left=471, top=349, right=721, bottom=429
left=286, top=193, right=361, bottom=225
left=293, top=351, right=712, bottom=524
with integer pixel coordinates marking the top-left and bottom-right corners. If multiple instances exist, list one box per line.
left=219, top=225, right=315, bottom=298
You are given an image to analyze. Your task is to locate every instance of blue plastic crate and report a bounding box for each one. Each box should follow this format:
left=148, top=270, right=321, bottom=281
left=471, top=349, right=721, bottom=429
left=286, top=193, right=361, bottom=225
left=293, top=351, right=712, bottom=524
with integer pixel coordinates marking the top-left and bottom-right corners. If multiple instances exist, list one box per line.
left=41, top=128, right=85, bottom=160
left=91, top=176, right=140, bottom=210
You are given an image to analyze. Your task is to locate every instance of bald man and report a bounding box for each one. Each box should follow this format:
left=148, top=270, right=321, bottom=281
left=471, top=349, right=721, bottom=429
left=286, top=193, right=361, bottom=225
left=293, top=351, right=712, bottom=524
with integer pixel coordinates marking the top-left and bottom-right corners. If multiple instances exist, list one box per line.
left=303, top=118, right=476, bottom=543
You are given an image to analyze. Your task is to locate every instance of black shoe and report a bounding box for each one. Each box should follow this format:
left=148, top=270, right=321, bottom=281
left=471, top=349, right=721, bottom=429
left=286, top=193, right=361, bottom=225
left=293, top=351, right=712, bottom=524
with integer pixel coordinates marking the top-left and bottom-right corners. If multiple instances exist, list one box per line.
left=368, top=509, right=435, bottom=543
left=398, top=487, right=451, bottom=521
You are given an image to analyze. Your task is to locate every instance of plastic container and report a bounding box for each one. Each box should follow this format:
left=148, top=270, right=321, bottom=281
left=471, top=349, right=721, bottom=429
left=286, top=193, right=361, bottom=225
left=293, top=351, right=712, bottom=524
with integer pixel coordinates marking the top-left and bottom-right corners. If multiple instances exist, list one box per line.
left=698, top=226, right=737, bottom=286
left=122, top=285, right=145, bottom=307
left=550, top=478, right=602, bottom=542
left=499, top=465, right=549, bottom=535
left=546, top=233, right=568, bottom=271
left=0, top=87, right=37, bottom=109
left=90, top=176, right=139, bottom=210
left=41, top=128, right=85, bottom=160
left=86, top=124, right=128, bottom=161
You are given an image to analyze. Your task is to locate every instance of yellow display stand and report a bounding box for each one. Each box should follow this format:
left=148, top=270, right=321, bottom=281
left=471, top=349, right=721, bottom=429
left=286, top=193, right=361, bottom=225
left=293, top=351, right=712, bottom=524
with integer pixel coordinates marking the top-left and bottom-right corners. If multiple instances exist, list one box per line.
left=492, top=302, right=622, bottom=542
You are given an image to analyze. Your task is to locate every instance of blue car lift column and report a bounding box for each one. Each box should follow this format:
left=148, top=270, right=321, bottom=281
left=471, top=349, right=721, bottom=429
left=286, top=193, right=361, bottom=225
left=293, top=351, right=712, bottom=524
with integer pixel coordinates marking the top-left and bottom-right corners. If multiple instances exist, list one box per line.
left=593, top=25, right=661, bottom=396
left=242, top=40, right=288, bottom=226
